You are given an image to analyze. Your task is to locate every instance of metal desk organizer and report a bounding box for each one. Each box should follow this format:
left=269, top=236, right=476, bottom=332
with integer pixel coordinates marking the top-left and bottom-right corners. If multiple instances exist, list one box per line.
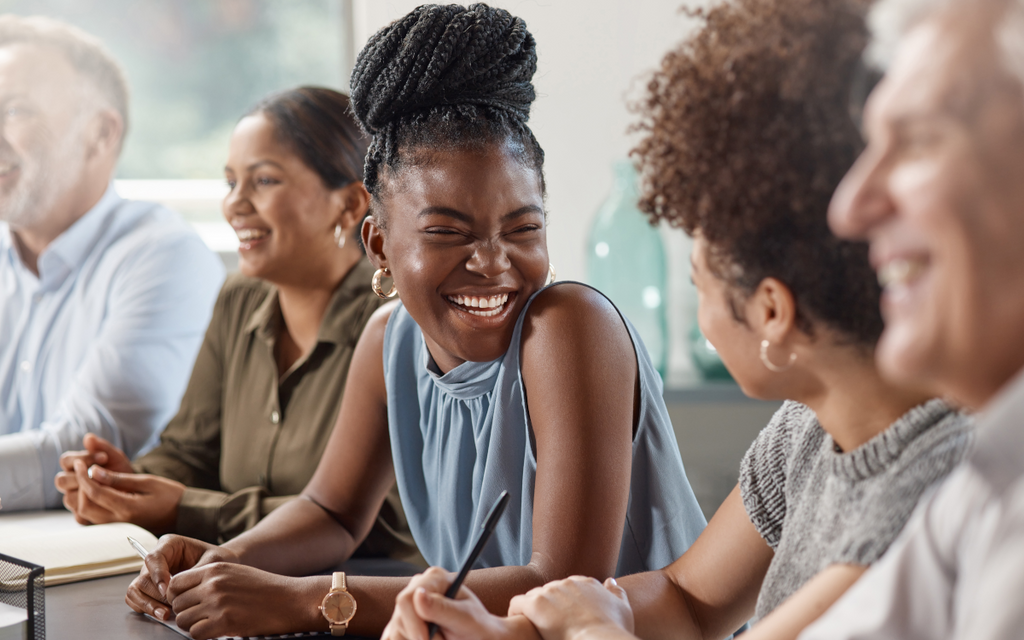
left=0, top=552, right=44, bottom=639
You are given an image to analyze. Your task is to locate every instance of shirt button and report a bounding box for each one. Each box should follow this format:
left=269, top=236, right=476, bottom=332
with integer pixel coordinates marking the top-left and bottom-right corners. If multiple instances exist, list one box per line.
left=19, top=360, right=30, bottom=373
left=270, top=410, right=280, bottom=424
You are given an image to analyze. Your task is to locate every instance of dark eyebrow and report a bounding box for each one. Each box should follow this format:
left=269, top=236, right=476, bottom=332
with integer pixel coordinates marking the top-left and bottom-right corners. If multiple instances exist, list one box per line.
left=502, top=205, right=544, bottom=222
left=246, top=160, right=285, bottom=172
left=417, top=206, right=473, bottom=223
left=417, top=204, right=544, bottom=223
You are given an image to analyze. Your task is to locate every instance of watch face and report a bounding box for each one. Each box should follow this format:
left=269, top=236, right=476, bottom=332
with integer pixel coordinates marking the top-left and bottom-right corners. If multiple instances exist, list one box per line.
left=321, top=590, right=357, bottom=624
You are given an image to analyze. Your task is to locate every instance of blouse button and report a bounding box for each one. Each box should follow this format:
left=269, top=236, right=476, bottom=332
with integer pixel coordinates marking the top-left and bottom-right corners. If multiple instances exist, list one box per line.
left=270, top=410, right=280, bottom=424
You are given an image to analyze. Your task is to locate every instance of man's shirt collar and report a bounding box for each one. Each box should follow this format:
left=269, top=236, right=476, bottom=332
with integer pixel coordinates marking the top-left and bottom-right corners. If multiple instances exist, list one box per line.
left=971, top=365, right=1024, bottom=493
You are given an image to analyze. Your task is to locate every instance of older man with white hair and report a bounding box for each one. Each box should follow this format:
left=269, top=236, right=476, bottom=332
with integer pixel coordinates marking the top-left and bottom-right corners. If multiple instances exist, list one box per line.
left=800, top=0, right=1024, bottom=637
left=0, top=16, right=223, bottom=511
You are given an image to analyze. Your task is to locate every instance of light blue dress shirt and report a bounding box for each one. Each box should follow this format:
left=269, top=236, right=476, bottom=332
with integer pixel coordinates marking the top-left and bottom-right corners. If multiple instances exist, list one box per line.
left=0, top=184, right=224, bottom=510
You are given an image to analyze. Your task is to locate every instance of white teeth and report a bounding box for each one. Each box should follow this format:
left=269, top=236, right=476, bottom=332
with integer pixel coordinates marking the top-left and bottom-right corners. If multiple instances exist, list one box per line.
left=236, top=228, right=269, bottom=241
left=446, top=293, right=510, bottom=314
left=878, top=258, right=926, bottom=288
left=465, top=307, right=503, bottom=317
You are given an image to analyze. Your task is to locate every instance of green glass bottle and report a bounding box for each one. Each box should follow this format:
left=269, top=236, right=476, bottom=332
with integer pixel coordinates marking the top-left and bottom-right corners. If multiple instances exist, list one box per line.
left=587, top=160, right=668, bottom=379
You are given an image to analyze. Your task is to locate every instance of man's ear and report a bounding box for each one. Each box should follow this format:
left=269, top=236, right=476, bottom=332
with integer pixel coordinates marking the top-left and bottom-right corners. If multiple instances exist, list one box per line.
left=746, top=277, right=798, bottom=345
left=362, top=215, right=387, bottom=270
left=83, top=108, right=124, bottom=161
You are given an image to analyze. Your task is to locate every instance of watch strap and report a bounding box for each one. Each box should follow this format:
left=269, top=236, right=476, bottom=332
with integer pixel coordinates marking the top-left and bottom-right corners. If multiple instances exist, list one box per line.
left=332, top=572, right=347, bottom=591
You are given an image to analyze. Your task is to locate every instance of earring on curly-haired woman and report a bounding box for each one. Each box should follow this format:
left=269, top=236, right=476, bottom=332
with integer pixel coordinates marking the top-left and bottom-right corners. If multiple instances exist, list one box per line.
left=546, top=263, right=556, bottom=286
left=760, top=339, right=796, bottom=373
left=372, top=267, right=398, bottom=299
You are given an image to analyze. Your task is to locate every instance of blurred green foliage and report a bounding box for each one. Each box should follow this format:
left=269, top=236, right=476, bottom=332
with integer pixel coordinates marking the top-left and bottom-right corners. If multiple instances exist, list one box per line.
left=0, top=0, right=345, bottom=178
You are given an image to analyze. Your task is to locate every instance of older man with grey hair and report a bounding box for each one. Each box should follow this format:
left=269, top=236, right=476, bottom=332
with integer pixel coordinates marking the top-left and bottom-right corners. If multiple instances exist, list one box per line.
left=800, top=0, right=1024, bottom=637
left=0, top=16, right=223, bottom=511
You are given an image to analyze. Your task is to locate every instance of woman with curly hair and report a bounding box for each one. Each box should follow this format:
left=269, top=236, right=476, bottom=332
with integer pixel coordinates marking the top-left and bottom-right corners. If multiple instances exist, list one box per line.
left=120, top=5, right=708, bottom=639
left=381, top=1, right=972, bottom=640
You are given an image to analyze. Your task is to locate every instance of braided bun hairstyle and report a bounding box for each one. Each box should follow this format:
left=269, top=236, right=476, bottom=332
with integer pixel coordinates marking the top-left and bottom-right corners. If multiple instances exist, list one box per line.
left=349, top=3, right=544, bottom=216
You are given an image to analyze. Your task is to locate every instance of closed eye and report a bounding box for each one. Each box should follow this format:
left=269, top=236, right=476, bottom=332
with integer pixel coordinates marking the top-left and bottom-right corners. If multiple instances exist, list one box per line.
left=510, top=224, right=541, bottom=234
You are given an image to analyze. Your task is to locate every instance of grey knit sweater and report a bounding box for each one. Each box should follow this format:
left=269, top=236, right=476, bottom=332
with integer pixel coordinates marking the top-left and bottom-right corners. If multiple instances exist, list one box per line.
left=740, top=399, right=972, bottom=621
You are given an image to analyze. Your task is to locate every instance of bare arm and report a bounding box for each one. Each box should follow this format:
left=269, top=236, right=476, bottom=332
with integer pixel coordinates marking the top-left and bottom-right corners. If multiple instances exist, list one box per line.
left=739, top=564, right=866, bottom=640
left=126, top=303, right=400, bottom=638
left=621, top=485, right=774, bottom=640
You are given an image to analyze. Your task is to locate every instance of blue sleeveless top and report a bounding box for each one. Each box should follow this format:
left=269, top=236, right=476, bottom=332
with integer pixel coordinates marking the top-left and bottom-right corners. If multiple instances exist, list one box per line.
left=382, top=283, right=706, bottom=575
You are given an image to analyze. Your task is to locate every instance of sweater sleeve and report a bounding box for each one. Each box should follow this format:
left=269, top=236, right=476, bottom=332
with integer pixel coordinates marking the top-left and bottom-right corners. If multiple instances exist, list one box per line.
left=739, top=401, right=809, bottom=548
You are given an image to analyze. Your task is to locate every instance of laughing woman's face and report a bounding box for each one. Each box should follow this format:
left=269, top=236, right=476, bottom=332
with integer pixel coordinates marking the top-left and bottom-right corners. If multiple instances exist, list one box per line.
left=364, top=145, right=549, bottom=373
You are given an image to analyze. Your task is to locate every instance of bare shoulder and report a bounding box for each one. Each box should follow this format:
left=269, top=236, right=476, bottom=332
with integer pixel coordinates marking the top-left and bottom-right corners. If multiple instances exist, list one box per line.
left=521, top=283, right=633, bottom=362
left=358, top=299, right=402, bottom=348
left=350, top=299, right=401, bottom=364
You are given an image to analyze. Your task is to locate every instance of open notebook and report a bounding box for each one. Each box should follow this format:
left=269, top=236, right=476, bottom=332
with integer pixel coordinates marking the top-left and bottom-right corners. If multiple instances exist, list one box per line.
left=0, top=520, right=157, bottom=587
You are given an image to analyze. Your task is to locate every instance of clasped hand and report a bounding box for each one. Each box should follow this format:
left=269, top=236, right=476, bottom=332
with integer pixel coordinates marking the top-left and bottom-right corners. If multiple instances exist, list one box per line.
left=55, top=433, right=186, bottom=533
left=382, top=568, right=634, bottom=640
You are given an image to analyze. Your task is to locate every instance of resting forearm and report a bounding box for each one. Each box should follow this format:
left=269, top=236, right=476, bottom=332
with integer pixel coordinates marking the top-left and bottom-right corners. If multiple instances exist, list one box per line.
left=620, top=569, right=705, bottom=640
left=349, top=563, right=557, bottom=637
left=224, top=498, right=358, bottom=575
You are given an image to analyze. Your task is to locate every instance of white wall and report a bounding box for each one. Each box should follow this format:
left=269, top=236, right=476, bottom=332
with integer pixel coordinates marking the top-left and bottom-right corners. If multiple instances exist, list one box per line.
left=351, top=0, right=709, bottom=382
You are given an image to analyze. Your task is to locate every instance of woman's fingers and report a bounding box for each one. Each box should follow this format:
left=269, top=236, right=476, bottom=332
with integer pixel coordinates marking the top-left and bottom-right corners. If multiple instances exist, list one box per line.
left=125, top=570, right=172, bottom=621
left=388, top=568, right=452, bottom=640
left=83, top=432, right=134, bottom=472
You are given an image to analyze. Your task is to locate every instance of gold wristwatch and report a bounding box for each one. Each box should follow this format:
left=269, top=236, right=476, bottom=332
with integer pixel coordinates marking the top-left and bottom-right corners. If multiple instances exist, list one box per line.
left=319, top=572, right=357, bottom=636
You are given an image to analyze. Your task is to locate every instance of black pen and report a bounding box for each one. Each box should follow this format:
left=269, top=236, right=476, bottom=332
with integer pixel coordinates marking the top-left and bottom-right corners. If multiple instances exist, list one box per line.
left=427, top=490, right=510, bottom=639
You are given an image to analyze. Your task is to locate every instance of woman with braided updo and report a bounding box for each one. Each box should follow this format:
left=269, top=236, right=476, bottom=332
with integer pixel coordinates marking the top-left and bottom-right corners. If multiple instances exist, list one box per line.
left=123, top=5, right=706, bottom=639
left=382, top=1, right=970, bottom=640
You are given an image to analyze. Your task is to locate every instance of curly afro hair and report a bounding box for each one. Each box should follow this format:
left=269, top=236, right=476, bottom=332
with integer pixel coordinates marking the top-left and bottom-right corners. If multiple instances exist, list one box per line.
left=633, top=0, right=883, bottom=347
left=349, top=3, right=544, bottom=215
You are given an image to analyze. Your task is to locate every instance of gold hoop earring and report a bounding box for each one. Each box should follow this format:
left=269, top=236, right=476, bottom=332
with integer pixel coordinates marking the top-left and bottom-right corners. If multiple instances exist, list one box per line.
left=334, top=224, right=346, bottom=249
left=760, top=339, right=796, bottom=373
left=546, top=263, right=556, bottom=286
left=372, top=268, right=398, bottom=299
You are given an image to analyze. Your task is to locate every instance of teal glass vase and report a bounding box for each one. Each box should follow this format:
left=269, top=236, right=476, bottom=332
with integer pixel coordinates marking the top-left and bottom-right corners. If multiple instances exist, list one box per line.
left=688, top=322, right=733, bottom=381
left=586, top=160, right=668, bottom=379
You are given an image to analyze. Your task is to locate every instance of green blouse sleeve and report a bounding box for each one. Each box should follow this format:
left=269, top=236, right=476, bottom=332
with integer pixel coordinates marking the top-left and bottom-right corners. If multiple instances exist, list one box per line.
left=175, top=487, right=294, bottom=543
left=133, top=286, right=227, bottom=494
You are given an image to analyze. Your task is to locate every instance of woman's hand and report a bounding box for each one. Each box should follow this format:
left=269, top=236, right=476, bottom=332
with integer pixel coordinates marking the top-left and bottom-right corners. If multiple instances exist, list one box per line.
left=62, top=458, right=185, bottom=534
left=162, top=563, right=325, bottom=640
left=383, top=567, right=540, bottom=640
left=55, top=433, right=136, bottom=524
left=125, top=535, right=239, bottom=622
left=508, top=576, right=635, bottom=640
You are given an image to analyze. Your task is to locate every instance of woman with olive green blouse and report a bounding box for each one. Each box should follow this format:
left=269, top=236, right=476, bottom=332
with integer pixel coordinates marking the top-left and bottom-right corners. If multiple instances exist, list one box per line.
left=54, top=87, right=419, bottom=562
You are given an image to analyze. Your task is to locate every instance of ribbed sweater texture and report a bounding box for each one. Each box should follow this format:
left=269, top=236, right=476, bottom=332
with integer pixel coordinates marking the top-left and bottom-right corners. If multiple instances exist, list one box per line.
left=740, top=399, right=973, bottom=620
